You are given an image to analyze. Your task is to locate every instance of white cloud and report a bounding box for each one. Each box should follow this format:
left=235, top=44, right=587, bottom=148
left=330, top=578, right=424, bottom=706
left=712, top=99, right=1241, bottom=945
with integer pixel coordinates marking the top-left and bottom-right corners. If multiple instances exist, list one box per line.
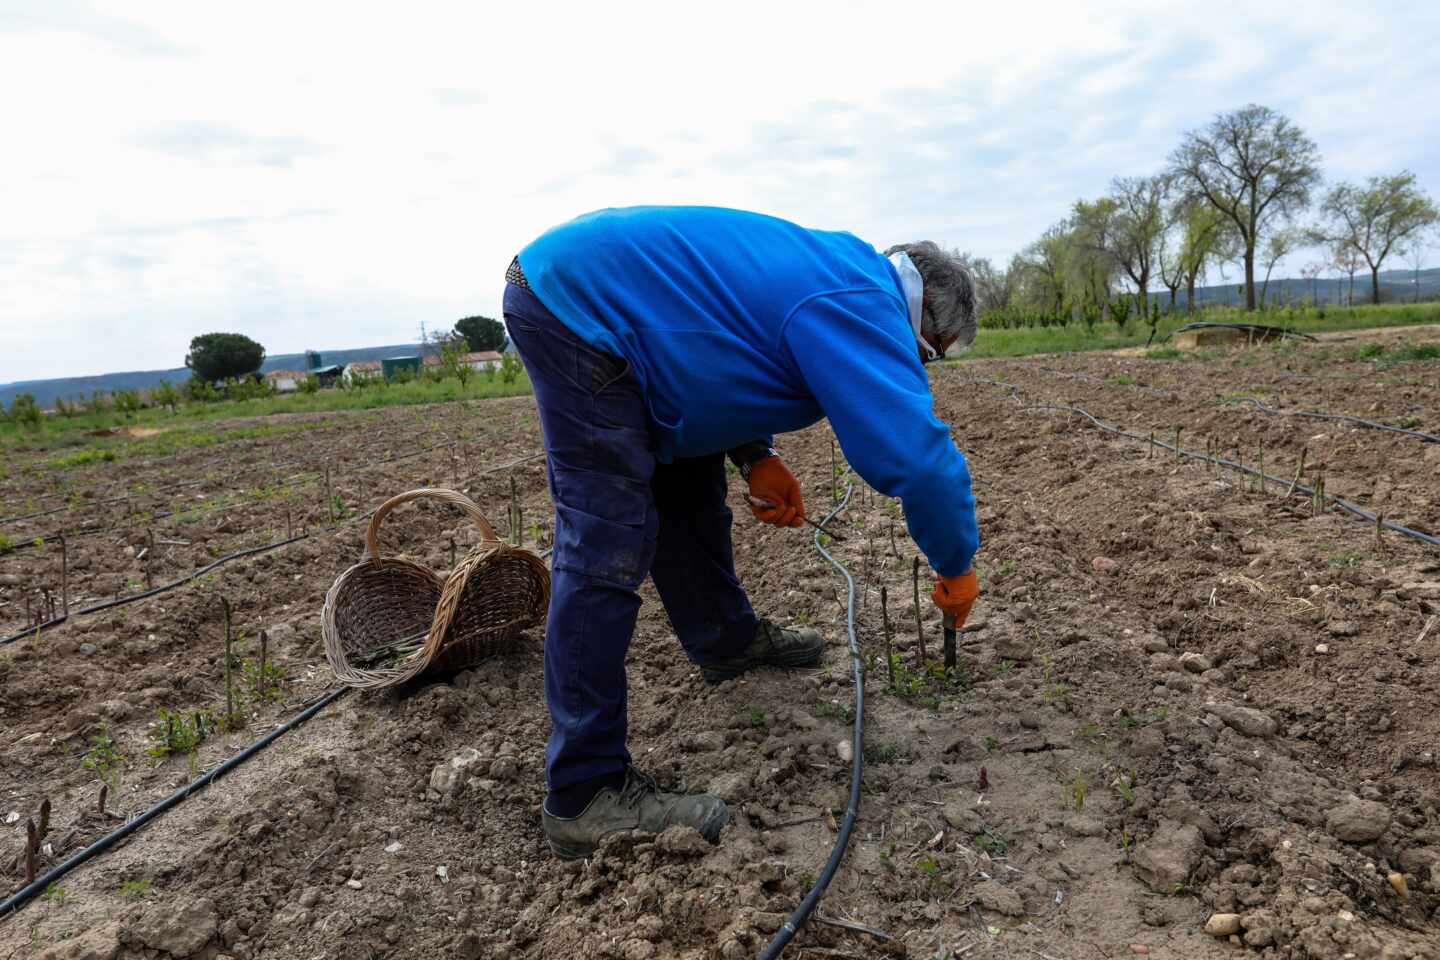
left=2, top=0, right=1439, bottom=382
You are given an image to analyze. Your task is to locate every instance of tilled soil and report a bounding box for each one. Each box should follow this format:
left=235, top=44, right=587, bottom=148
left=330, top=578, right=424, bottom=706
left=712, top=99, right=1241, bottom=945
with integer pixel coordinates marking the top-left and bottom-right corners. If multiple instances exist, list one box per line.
left=2, top=330, right=1439, bottom=960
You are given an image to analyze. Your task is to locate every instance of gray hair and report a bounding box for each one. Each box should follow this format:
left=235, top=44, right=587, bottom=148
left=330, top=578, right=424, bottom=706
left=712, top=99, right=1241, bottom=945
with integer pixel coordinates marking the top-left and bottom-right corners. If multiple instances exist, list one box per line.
left=884, top=241, right=977, bottom=351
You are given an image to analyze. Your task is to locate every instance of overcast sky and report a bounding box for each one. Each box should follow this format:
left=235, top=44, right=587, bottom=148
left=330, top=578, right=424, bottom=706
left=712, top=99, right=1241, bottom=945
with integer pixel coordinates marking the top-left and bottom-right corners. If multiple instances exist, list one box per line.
left=3, top=0, right=1438, bottom=384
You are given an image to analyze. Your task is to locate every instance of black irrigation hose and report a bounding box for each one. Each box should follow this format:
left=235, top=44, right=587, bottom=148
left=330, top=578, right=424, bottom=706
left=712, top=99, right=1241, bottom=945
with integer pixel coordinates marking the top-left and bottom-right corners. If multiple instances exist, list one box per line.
left=0, top=452, right=552, bottom=918
left=0, top=452, right=547, bottom=646
left=1027, top=402, right=1440, bottom=549
left=0, top=442, right=535, bottom=552
left=0, top=686, right=351, bottom=919
left=1162, top=321, right=1319, bottom=343
left=1226, top=396, right=1440, bottom=444
left=759, top=480, right=864, bottom=960
left=0, top=535, right=307, bottom=646
left=0, top=437, right=460, bottom=530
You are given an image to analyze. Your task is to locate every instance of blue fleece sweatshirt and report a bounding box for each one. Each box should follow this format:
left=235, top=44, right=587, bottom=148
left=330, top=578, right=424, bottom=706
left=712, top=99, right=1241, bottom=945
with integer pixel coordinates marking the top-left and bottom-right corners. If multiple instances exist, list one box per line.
left=517, top=206, right=978, bottom=576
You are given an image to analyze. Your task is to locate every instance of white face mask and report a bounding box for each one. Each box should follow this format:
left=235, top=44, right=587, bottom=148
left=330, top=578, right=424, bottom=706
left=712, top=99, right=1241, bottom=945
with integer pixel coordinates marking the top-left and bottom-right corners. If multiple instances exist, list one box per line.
left=888, top=251, right=937, bottom=361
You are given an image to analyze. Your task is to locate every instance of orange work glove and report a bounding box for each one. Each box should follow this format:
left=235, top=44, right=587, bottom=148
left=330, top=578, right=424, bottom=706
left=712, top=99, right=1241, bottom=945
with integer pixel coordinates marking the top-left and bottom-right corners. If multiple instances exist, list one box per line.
left=747, top=456, right=805, bottom=529
left=932, top=570, right=979, bottom=627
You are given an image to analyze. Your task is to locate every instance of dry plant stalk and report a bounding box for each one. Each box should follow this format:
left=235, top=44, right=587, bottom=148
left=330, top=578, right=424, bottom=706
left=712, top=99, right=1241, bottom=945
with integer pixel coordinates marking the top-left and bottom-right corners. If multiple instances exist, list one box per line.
left=259, top=629, right=270, bottom=701
left=880, top=586, right=895, bottom=688
left=24, top=819, right=36, bottom=884
left=911, top=556, right=926, bottom=663
left=59, top=534, right=69, bottom=616
left=1286, top=447, right=1308, bottom=497
left=222, top=596, right=235, bottom=727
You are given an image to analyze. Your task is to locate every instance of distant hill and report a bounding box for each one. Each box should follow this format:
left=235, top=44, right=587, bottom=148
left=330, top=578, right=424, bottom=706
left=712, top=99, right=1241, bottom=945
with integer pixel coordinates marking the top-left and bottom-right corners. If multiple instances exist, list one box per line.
left=1181, top=267, right=1440, bottom=308
left=1, top=344, right=424, bottom=410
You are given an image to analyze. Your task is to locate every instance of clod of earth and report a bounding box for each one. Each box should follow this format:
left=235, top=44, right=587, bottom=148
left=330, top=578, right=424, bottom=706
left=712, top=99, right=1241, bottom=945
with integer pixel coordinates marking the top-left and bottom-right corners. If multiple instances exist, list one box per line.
left=1178, top=652, right=1212, bottom=674
left=428, top=748, right=488, bottom=796
left=1325, top=797, right=1392, bottom=843
left=1131, top=821, right=1204, bottom=892
left=1202, top=702, right=1278, bottom=738
left=993, top=632, right=1035, bottom=660
left=972, top=879, right=1025, bottom=916
left=34, top=923, right=121, bottom=960
left=120, top=898, right=218, bottom=958
left=942, top=801, right=984, bottom=834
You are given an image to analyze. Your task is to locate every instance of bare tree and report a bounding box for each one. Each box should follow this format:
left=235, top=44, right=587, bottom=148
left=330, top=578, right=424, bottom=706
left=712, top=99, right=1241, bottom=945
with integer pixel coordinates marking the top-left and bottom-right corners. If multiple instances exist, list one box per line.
left=1107, top=174, right=1171, bottom=315
left=1170, top=104, right=1322, bottom=311
left=1156, top=222, right=1185, bottom=311
left=951, top=251, right=1016, bottom=313
left=1257, top=226, right=1302, bottom=308
left=1311, top=172, right=1439, bottom=305
left=1404, top=235, right=1431, bottom=303
left=1299, top=261, right=1326, bottom=305
left=1332, top=243, right=1364, bottom=307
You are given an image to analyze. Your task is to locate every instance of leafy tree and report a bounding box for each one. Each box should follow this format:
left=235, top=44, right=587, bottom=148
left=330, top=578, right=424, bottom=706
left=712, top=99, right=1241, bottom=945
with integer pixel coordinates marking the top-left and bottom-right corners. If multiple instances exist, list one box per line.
left=8, top=393, right=42, bottom=431
left=1170, top=104, right=1322, bottom=311
left=455, top=315, right=507, bottom=352
left=84, top=390, right=109, bottom=415
left=185, top=377, right=221, bottom=403
left=112, top=389, right=142, bottom=419
left=53, top=396, right=76, bottom=418
left=1310, top=172, right=1439, bottom=305
left=1067, top=199, right=1123, bottom=311
left=185, top=333, right=266, bottom=383
left=297, top=374, right=320, bottom=394
left=440, top=335, right=475, bottom=387
left=151, top=380, right=180, bottom=413
left=1015, top=221, right=1078, bottom=314
left=1172, top=201, right=1234, bottom=312
left=499, top=351, right=523, bottom=385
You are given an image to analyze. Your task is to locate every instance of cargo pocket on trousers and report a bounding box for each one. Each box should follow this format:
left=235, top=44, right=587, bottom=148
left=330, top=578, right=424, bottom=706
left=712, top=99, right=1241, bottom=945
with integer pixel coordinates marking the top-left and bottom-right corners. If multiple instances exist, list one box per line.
left=551, top=468, right=656, bottom=588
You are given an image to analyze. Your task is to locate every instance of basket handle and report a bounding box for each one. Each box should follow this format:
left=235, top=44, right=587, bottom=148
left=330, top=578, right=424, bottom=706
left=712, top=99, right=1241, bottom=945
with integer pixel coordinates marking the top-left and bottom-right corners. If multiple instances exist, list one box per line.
left=363, top=487, right=501, bottom=560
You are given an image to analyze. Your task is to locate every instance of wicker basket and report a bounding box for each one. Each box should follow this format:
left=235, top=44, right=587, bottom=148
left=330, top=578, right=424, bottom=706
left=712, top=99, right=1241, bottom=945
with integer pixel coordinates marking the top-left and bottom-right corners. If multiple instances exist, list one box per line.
left=323, top=488, right=550, bottom=689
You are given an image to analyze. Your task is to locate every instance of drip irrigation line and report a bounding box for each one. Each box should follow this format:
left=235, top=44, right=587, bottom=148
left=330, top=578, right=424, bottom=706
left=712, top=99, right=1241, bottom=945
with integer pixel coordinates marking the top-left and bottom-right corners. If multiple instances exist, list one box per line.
left=1225, top=397, right=1439, bottom=444
left=0, top=686, right=351, bottom=920
left=0, top=437, right=472, bottom=531
left=1025, top=402, right=1440, bottom=549
left=0, top=535, right=307, bottom=645
left=0, top=452, right=548, bottom=646
left=1161, top=321, right=1318, bottom=343
left=759, top=479, right=864, bottom=960
left=0, top=446, right=543, bottom=557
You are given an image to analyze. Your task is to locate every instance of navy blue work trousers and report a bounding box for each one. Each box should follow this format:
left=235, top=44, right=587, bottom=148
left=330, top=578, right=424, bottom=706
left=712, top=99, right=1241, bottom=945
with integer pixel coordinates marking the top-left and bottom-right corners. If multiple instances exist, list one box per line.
left=503, top=283, right=760, bottom=791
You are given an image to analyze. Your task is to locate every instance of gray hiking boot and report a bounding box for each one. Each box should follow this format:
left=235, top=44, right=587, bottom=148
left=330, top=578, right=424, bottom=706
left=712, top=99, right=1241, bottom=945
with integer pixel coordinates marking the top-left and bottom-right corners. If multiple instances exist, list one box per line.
left=542, top=768, right=729, bottom=860
left=700, top=618, right=824, bottom=683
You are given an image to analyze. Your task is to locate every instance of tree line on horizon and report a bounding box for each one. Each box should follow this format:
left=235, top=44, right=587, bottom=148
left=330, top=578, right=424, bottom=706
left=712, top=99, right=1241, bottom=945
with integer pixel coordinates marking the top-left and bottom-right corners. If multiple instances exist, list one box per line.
left=956, top=104, right=1440, bottom=328
left=3, top=315, right=512, bottom=423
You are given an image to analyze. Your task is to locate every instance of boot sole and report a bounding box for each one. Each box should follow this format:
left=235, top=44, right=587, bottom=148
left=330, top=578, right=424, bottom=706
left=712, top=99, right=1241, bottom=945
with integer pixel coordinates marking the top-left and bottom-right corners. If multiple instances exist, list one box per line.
left=546, top=804, right=730, bottom=860
left=700, top=646, right=824, bottom=683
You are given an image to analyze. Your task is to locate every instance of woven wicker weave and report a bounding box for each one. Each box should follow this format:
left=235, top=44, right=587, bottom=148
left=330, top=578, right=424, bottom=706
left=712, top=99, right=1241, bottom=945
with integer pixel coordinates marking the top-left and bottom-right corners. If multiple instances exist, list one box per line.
left=323, top=488, right=549, bottom=689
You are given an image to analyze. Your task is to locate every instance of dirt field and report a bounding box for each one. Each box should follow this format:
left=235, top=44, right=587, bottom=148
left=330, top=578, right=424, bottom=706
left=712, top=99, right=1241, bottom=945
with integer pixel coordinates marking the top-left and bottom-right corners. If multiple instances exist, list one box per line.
left=3, top=326, right=1439, bottom=960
